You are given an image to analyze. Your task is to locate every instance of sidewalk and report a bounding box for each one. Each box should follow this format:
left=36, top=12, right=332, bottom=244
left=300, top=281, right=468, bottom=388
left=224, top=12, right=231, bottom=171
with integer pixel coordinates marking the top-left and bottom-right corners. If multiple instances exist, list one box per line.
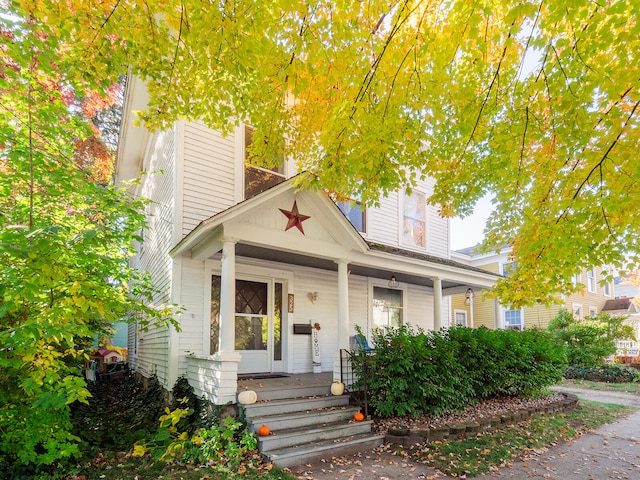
left=293, top=388, right=640, bottom=480
left=479, top=388, right=640, bottom=479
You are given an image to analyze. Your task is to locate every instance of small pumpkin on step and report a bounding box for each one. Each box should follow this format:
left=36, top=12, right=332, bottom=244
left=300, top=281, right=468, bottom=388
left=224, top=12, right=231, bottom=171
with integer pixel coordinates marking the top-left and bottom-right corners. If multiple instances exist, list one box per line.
left=257, top=424, right=270, bottom=436
left=353, top=411, right=365, bottom=422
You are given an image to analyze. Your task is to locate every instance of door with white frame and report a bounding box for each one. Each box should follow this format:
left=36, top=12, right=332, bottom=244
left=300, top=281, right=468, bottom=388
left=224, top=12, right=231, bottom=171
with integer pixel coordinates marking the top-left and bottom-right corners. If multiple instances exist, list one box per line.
left=211, top=276, right=284, bottom=374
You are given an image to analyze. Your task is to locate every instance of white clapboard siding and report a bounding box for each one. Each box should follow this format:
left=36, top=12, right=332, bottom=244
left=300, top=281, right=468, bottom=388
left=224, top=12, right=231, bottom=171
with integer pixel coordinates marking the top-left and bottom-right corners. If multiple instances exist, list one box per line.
left=291, top=267, right=339, bottom=373
left=422, top=177, right=450, bottom=258
left=182, top=121, right=236, bottom=236
left=177, top=258, right=209, bottom=373
left=131, top=128, right=176, bottom=388
left=365, top=193, right=399, bottom=246
left=406, top=284, right=435, bottom=331
left=347, top=275, right=369, bottom=335
left=364, top=179, right=450, bottom=258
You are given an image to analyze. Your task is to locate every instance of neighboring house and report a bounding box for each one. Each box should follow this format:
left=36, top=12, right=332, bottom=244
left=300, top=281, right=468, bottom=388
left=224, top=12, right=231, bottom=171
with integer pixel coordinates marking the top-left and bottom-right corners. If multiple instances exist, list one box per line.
left=601, top=297, right=640, bottom=354
left=451, top=246, right=614, bottom=331
left=115, top=77, right=499, bottom=404
left=614, top=276, right=640, bottom=301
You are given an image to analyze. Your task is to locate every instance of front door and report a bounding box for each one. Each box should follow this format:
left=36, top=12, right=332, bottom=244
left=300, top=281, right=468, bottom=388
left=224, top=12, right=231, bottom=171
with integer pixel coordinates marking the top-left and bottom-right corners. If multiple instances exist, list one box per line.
left=234, top=279, right=284, bottom=374
left=211, top=275, right=284, bottom=374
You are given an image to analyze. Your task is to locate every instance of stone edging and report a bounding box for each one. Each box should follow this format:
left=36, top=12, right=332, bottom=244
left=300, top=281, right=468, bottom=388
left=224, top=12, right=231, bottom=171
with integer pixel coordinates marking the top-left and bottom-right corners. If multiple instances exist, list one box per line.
left=385, top=393, right=579, bottom=446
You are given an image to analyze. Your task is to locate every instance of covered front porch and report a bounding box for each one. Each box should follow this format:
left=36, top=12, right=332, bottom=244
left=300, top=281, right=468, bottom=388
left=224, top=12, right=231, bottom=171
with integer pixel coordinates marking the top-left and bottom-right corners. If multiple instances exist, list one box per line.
left=173, top=183, right=498, bottom=405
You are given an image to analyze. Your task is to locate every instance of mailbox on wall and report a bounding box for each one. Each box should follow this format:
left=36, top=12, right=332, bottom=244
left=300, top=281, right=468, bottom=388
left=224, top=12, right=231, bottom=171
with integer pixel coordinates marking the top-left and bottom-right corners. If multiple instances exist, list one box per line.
left=293, top=323, right=312, bottom=335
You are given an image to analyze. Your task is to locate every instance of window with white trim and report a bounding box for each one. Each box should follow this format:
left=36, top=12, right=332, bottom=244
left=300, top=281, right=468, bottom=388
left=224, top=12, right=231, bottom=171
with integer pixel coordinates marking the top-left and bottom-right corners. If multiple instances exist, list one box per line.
left=402, top=190, right=426, bottom=248
left=572, top=272, right=581, bottom=286
left=588, top=306, right=598, bottom=318
left=503, top=308, right=523, bottom=330
left=454, top=310, right=468, bottom=327
left=502, top=262, right=518, bottom=277
left=587, top=268, right=596, bottom=293
left=244, top=126, right=286, bottom=199
left=372, top=286, right=403, bottom=329
left=573, top=303, right=583, bottom=320
left=603, top=281, right=611, bottom=297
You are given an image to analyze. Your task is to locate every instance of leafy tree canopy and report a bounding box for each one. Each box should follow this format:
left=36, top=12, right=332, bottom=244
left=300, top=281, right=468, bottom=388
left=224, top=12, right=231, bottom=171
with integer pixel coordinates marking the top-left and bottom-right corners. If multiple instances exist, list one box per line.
left=10, top=0, right=640, bottom=306
left=0, top=7, right=177, bottom=470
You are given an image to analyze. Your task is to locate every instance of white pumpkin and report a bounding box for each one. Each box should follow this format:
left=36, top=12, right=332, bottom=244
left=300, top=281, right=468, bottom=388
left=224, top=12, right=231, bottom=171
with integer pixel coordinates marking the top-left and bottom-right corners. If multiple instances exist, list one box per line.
left=238, top=389, right=258, bottom=405
left=330, top=381, right=345, bottom=396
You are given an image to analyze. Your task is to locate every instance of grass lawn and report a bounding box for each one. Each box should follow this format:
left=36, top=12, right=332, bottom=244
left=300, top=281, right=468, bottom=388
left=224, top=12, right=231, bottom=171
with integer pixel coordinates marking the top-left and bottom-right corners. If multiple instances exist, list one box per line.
left=410, top=400, right=636, bottom=477
left=561, top=378, right=640, bottom=394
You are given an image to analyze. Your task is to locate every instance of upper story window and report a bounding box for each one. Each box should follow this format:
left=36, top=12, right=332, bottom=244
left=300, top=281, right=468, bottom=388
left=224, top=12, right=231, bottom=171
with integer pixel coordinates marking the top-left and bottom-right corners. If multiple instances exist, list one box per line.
left=502, top=262, right=518, bottom=277
left=336, top=198, right=366, bottom=233
left=603, top=281, right=611, bottom=296
left=244, top=126, right=286, bottom=199
left=587, top=268, right=596, bottom=293
left=402, top=190, right=426, bottom=248
left=572, top=272, right=581, bottom=286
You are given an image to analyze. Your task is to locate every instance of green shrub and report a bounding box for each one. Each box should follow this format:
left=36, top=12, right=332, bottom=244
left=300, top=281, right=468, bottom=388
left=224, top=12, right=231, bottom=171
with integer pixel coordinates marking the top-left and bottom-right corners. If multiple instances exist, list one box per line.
left=171, top=375, right=220, bottom=434
left=350, top=325, right=565, bottom=418
left=134, top=408, right=257, bottom=466
left=70, top=374, right=166, bottom=452
left=547, top=308, right=635, bottom=367
left=563, top=365, right=639, bottom=383
left=448, top=326, right=565, bottom=399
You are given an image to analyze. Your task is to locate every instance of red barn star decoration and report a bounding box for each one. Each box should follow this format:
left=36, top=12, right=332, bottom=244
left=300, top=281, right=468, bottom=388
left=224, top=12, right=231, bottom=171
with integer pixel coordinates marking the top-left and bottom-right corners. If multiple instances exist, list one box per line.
left=279, top=200, right=310, bottom=234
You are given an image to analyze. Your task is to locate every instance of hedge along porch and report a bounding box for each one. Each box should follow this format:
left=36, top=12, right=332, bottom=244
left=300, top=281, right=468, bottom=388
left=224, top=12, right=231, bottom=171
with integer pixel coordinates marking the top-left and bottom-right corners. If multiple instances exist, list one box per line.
left=169, top=179, right=498, bottom=405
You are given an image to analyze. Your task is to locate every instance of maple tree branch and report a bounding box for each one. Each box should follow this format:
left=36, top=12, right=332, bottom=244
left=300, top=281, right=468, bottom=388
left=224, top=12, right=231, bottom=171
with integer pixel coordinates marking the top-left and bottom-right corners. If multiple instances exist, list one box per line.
left=460, top=24, right=515, bottom=158
left=158, top=1, right=186, bottom=117
left=352, top=0, right=414, bottom=112
left=383, top=45, right=414, bottom=122
left=90, top=0, right=122, bottom=48
left=517, top=105, right=529, bottom=185
left=572, top=98, right=640, bottom=201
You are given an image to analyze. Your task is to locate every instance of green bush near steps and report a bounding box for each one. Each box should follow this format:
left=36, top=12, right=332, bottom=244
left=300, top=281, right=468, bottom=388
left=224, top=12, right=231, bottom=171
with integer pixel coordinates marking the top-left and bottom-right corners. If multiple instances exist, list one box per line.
left=350, top=325, right=566, bottom=418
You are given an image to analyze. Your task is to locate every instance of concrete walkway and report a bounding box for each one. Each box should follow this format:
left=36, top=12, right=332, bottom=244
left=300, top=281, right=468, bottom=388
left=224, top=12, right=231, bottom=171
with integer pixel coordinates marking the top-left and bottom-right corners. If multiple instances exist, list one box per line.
left=479, top=388, right=640, bottom=479
left=294, top=388, right=640, bottom=480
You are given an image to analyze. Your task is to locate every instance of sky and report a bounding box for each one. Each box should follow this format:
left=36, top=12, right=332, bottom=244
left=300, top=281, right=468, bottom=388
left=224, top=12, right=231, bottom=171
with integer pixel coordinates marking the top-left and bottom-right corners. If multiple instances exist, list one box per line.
left=450, top=194, right=494, bottom=251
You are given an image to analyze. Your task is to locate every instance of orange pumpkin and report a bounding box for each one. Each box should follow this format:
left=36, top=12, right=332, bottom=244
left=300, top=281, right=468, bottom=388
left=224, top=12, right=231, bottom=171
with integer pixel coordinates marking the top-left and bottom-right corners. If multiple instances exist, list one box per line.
left=353, top=412, right=365, bottom=422
left=257, top=424, right=270, bottom=436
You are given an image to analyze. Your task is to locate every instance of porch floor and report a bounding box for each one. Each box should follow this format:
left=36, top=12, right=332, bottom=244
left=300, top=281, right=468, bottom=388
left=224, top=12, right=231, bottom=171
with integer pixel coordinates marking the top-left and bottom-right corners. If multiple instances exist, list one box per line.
left=237, top=372, right=333, bottom=394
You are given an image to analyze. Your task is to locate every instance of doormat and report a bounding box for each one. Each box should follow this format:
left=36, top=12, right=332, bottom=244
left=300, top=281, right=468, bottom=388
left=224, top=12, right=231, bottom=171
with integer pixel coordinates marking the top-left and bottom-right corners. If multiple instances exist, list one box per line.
left=237, top=374, right=289, bottom=380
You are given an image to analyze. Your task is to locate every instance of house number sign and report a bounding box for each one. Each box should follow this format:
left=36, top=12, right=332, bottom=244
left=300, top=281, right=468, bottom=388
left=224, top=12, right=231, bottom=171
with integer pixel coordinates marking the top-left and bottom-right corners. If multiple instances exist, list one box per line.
left=288, top=294, right=294, bottom=313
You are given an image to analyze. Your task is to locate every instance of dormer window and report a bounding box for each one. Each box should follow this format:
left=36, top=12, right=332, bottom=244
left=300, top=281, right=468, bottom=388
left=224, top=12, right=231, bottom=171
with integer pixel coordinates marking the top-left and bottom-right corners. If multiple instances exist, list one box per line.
left=336, top=198, right=366, bottom=233
left=244, top=126, right=285, bottom=199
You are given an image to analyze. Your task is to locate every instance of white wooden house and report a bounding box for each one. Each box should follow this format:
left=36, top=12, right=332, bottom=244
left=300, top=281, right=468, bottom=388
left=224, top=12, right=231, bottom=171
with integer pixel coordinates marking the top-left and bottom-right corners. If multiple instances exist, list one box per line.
left=116, top=76, right=499, bottom=405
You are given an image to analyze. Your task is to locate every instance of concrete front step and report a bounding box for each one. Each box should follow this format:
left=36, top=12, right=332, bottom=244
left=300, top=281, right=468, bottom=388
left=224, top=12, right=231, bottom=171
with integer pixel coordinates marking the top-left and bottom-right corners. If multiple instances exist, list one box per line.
left=247, top=404, right=360, bottom=432
left=248, top=384, right=331, bottom=402
left=258, top=419, right=374, bottom=452
left=242, top=394, right=350, bottom=418
left=265, top=432, right=386, bottom=468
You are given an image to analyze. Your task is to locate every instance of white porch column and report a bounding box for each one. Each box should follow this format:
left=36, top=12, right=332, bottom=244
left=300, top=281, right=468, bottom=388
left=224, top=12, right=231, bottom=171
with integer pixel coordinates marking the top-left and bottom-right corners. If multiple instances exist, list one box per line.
left=219, top=239, right=237, bottom=353
left=337, top=260, right=350, bottom=350
left=433, top=277, right=443, bottom=330
left=333, top=260, right=350, bottom=381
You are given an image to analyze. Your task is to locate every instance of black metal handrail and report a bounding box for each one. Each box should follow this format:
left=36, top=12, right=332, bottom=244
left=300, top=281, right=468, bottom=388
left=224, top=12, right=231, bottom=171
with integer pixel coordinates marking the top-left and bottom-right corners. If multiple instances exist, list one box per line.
left=339, top=348, right=370, bottom=418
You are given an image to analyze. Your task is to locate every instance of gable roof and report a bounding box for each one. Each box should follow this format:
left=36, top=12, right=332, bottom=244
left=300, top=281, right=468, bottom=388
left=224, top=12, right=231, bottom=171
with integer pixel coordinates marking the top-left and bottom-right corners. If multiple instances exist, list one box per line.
left=170, top=176, right=368, bottom=259
left=602, top=298, right=640, bottom=313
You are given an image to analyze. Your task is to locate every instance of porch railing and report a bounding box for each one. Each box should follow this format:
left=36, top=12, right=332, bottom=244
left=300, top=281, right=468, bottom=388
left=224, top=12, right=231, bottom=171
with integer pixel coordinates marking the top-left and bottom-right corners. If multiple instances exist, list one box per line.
left=339, top=348, right=370, bottom=418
